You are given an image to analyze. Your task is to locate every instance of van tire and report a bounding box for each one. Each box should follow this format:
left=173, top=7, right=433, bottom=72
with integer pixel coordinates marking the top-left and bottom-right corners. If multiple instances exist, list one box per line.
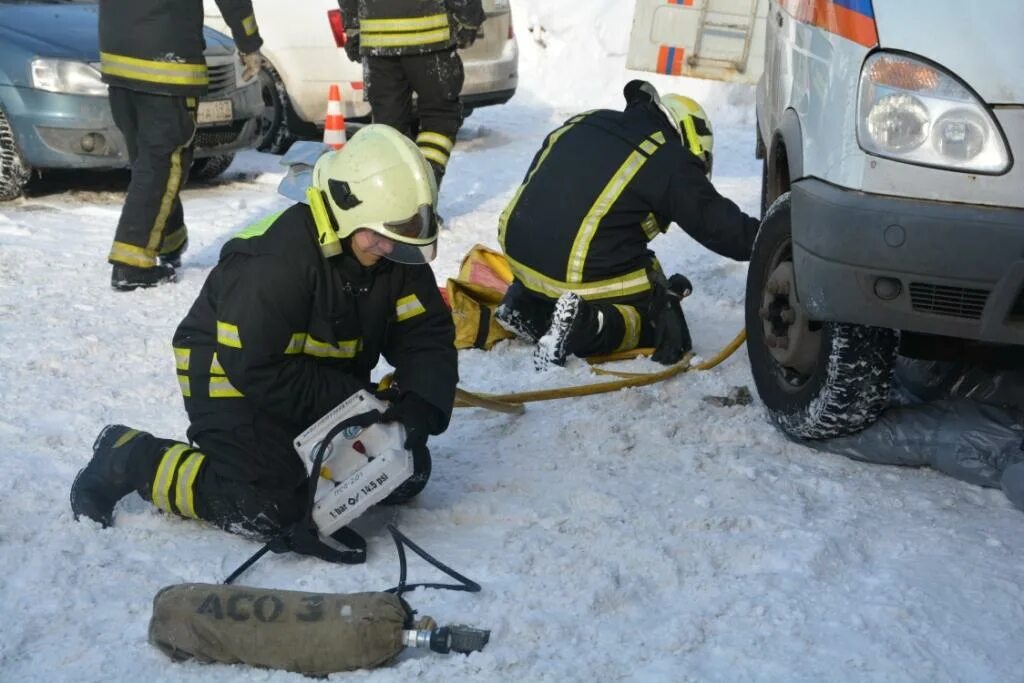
left=190, top=154, right=234, bottom=181
left=0, top=107, right=31, bottom=201
left=745, top=193, right=897, bottom=439
left=256, top=63, right=298, bottom=155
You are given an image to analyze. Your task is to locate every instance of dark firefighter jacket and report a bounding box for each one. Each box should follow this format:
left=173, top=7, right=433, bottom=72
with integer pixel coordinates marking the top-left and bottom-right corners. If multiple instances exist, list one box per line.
left=98, top=0, right=263, bottom=97
left=338, top=0, right=485, bottom=57
left=171, top=203, right=458, bottom=483
left=498, top=87, right=760, bottom=302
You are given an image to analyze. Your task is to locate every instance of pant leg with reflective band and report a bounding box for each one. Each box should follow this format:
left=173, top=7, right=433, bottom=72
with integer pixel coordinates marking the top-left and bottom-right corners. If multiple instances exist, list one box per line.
left=108, top=88, right=196, bottom=268
left=150, top=443, right=206, bottom=519
left=407, top=51, right=464, bottom=175
left=568, top=293, right=656, bottom=357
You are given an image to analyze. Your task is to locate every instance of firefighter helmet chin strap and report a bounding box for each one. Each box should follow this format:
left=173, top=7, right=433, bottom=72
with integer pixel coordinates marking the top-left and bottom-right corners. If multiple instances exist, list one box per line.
left=307, top=186, right=343, bottom=258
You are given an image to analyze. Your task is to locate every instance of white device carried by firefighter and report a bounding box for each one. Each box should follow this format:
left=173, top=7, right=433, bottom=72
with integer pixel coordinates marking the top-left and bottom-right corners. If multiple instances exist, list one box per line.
left=293, top=390, right=413, bottom=539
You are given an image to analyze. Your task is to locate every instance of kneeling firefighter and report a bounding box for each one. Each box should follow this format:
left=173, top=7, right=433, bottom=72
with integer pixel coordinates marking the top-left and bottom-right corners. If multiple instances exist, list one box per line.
left=496, top=80, right=760, bottom=369
left=71, top=125, right=458, bottom=558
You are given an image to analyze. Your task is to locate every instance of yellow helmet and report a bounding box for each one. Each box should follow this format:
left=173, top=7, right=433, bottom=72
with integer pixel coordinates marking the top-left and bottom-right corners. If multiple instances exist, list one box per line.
left=660, top=94, right=714, bottom=177
left=308, top=124, right=440, bottom=264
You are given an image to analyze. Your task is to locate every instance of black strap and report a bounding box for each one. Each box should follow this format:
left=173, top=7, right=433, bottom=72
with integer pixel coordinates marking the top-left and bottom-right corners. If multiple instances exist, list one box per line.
left=223, top=409, right=382, bottom=584
left=384, top=524, right=481, bottom=596
left=473, top=306, right=491, bottom=349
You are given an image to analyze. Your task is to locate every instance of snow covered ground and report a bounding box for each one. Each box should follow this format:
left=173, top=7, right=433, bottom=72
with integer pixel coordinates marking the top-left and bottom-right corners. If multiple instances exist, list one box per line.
left=2, top=2, right=1023, bottom=681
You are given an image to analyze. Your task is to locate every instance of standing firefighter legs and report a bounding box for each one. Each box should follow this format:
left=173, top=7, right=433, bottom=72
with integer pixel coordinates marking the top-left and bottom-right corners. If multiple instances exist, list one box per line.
left=107, top=87, right=196, bottom=290
left=365, top=50, right=465, bottom=186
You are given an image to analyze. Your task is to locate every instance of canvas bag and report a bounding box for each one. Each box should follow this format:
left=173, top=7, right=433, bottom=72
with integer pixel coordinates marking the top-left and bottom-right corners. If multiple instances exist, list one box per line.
left=149, top=584, right=411, bottom=675
left=445, top=244, right=516, bottom=350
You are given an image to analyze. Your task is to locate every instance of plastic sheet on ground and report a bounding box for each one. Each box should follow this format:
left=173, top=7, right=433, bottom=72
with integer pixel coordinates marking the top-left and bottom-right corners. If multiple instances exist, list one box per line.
left=802, top=361, right=1024, bottom=512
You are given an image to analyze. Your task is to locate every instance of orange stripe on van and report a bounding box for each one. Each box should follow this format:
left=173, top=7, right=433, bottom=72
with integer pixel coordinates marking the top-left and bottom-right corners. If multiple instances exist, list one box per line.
left=780, top=0, right=877, bottom=48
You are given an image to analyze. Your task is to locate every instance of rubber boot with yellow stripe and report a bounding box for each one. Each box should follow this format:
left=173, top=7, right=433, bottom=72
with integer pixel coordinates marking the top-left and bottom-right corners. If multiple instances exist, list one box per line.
left=71, top=424, right=205, bottom=527
left=71, top=424, right=160, bottom=527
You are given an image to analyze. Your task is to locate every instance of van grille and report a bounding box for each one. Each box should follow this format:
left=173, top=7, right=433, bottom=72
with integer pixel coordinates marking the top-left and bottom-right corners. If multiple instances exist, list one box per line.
left=194, top=122, right=243, bottom=148
left=207, top=62, right=236, bottom=98
left=909, top=282, right=989, bottom=320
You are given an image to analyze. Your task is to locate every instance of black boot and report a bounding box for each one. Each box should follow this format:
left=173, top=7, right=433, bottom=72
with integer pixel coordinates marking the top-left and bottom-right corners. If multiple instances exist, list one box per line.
left=495, top=282, right=550, bottom=343
left=71, top=425, right=147, bottom=527
left=533, top=292, right=603, bottom=370
left=111, top=263, right=176, bottom=291
left=159, top=236, right=188, bottom=269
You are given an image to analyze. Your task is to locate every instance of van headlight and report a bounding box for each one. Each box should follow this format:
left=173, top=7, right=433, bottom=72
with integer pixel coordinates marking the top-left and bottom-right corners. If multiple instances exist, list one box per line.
left=31, top=59, right=108, bottom=97
left=857, top=52, right=1009, bottom=174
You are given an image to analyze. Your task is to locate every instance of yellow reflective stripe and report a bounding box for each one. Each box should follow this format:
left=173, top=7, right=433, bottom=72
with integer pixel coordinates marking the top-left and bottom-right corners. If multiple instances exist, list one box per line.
left=395, top=294, right=426, bottom=322
left=173, top=347, right=190, bottom=371
left=567, top=148, right=654, bottom=282
left=241, top=14, right=258, bottom=36
left=498, top=119, right=581, bottom=249
left=361, top=14, right=449, bottom=32
left=613, top=305, right=641, bottom=352
left=174, top=452, right=205, bottom=519
left=210, top=353, right=225, bottom=375
left=303, top=336, right=361, bottom=359
left=147, top=145, right=186, bottom=252
left=177, top=374, right=191, bottom=398
left=420, top=146, right=450, bottom=168
left=216, top=321, right=242, bottom=349
left=151, top=444, right=189, bottom=514
left=650, top=131, right=666, bottom=144
left=416, top=131, right=454, bottom=152
left=160, top=225, right=187, bottom=255
left=361, top=27, right=451, bottom=48
left=113, top=429, right=141, bottom=448
left=641, top=213, right=662, bottom=241
left=108, top=241, right=156, bottom=268
left=507, top=255, right=652, bottom=300
left=209, top=376, right=243, bottom=397
left=640, top=139, right=659, bottom=155
left=284, top=332, right=306, bottom=354
left=100, top=52, right=209, bottom=86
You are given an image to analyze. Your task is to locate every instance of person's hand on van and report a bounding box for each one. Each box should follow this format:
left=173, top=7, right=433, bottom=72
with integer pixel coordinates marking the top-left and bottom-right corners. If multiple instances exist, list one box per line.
left=344, top=30, right=361, bottom=62
left=455, top=21, right=478, bottom=49
left=240, top=50, right=262, bottom=81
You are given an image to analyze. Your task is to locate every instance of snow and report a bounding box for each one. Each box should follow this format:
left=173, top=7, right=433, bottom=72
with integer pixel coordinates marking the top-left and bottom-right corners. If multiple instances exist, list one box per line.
left=2, top=2, right=1023, bottom=681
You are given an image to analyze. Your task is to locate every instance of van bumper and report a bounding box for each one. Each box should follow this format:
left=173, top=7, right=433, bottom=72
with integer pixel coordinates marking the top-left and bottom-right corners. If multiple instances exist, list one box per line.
left=791, top=178, right=1024, bottom=345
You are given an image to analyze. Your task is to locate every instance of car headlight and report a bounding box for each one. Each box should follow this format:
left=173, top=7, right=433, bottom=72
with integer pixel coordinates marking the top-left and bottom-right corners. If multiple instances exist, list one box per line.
left=857, top=52, right=1010, bottom=174
left=30, top=59, right=108, bottom=97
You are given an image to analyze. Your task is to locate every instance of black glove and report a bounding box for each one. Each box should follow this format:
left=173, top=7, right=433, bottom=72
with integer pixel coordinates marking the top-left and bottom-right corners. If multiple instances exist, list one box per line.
left=649, top=274, right=694, bottom=365
left=455, top=22, right=478, bottom=49
left=380, top=392, right=441, bottom=451
left=344, top=30, right=361, bottom=62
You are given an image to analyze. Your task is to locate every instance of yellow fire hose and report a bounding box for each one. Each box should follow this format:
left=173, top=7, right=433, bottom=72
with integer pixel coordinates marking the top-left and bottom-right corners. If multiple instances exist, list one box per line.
left=454, top=329, right=747, bottom=414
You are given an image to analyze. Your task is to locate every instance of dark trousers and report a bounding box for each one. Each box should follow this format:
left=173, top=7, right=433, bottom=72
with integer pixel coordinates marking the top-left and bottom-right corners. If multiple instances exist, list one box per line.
left=108, top=87, right=195, bottom=268
left=122, top=401, right=432, bottom=541
left=500, top=280, right=658, bottom=357
left=365, top=50, right=465, bottom=180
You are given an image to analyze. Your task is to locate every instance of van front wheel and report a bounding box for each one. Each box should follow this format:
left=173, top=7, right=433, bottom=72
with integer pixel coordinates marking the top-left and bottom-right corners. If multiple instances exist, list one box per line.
left=745, top=193, right=897, bottom=439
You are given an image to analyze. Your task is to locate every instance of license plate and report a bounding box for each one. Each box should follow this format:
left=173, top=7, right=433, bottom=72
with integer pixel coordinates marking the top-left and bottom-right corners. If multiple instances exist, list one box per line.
left=197, top=99, right=233, bottom=124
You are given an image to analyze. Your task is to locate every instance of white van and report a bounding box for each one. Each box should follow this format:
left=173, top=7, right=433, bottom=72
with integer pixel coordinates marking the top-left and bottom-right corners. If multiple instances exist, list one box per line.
left=628, top=0, right=1024, bottom=438
left=205, top=0, right=519, bottom=154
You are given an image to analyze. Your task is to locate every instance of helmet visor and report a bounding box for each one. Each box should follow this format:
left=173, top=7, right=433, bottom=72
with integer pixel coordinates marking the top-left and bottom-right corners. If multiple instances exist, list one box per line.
left=380, top=204, right=440, bottom=242
left=351, top=228, right=438, bottom=265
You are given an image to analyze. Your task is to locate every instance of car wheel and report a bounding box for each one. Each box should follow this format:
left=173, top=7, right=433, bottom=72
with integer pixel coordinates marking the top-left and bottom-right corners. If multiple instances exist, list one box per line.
left=745, top=193, right=897, bottom=439
left=190, top=154, right=235, bottom=181
left=257, top=63, right=297, bottom=155
left=0, top=107, right=31, bottom=201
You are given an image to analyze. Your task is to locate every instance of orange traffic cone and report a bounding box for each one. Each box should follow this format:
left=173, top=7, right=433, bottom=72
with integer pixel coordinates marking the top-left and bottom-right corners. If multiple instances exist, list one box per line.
left=323, top=84, right=347, bottom=150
